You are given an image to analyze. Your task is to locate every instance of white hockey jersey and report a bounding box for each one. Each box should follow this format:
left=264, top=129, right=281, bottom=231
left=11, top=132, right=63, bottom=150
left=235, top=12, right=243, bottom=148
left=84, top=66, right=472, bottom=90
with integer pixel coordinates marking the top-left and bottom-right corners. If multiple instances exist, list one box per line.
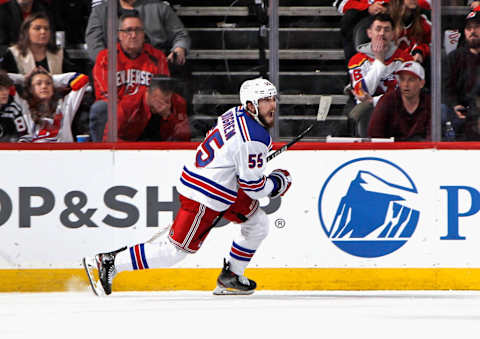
left=8, top=72, right=88, bottom=143
left=177, top=106, right=275, bottom=212
left=348, top=43, right=412, bottom=105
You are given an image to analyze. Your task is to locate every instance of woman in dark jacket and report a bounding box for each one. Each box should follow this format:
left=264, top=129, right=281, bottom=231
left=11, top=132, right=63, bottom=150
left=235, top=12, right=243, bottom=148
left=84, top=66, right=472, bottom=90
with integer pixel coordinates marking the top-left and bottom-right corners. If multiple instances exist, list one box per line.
left=0, top=12, right=76, bottom=74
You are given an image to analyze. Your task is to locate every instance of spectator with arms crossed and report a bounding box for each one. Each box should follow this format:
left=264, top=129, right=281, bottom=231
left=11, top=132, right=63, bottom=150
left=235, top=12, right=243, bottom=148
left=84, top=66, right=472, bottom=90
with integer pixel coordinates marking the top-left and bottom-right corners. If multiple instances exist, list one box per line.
left=368, top=61, right=430, bottom=140
left=90, top=12, right=170, bottom=141
left=347, top=13, right=412, bottom=137
left=83, top=78, right=292, bottom=296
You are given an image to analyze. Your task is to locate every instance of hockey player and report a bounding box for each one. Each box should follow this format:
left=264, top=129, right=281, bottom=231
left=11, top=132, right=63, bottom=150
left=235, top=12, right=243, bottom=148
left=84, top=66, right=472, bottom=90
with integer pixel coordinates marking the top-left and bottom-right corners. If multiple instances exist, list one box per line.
left=83, top=78, right=292, bottom=295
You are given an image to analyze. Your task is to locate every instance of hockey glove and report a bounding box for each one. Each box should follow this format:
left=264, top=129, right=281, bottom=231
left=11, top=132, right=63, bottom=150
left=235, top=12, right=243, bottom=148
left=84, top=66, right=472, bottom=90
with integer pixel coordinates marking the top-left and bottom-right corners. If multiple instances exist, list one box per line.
left=268, top=169, right=292, bottom=199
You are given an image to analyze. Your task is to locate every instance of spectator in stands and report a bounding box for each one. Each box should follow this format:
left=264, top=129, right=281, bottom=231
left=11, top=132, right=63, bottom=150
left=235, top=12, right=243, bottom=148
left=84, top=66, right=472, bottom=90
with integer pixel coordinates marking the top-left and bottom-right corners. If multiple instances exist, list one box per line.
left=104, top=75, right=190, bottom=142
left=0, top=12, right=76, bottom=74
left=0, top=71, right=13, bottom=133
left=85, top=0, right=190, bottom=66
left=90, top=12, right=170, bottom=142
left=368, top=61, right=430, bottom=140
left=0, top=70, right=11, bottom=106
left=388, top=0, right=431, bottom=65
left=41, top=0, right=91, bottom=45
left=334, top=0, right=432, bottom=65
left=7, top=67, right=89, bottom=142
left=471, top=1, right=480, bottom=10
left=333, top=0, right=388, bottom=64
left=347, top=13, right=413, bottom=137
left=0, top=70, right=28, bottom=142
left=0, top=0, right=50, bottom=51
left=443, top=8, right=480, bottom=140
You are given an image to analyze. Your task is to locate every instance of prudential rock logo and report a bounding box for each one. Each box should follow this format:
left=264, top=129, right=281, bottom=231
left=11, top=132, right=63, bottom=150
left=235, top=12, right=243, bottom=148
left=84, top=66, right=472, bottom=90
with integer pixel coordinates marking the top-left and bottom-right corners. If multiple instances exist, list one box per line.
left=318, top=157, right=420, bottom=258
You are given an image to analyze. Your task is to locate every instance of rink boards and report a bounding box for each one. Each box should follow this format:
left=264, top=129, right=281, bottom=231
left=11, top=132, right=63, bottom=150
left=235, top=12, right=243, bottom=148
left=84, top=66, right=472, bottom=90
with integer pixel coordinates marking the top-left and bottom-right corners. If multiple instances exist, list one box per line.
left=1, top=143, right=480, bottom=291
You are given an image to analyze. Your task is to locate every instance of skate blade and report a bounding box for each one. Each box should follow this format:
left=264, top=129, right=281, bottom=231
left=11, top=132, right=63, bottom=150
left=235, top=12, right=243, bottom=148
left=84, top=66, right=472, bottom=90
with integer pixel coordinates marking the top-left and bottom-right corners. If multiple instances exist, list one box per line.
left=82, top=257, right=106, bottom=297
left=212, top=285, right=255, bottom=296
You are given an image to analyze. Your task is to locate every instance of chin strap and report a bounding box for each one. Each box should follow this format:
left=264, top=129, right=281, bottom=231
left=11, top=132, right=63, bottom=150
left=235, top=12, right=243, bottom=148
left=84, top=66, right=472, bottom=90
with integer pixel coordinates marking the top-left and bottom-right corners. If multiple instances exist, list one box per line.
left=245, top=106, right=266, bottom=127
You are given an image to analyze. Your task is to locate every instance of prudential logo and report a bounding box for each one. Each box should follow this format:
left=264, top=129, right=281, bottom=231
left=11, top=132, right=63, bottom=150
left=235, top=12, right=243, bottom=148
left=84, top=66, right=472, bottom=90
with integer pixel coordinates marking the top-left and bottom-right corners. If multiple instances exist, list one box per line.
left=318, top=157, right=420, bottom=258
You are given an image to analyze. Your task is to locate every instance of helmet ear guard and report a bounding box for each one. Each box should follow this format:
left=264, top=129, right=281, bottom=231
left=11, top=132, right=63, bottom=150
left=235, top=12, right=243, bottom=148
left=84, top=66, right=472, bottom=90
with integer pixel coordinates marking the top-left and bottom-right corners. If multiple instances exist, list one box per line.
left=239, top=78, right=277, bottom=124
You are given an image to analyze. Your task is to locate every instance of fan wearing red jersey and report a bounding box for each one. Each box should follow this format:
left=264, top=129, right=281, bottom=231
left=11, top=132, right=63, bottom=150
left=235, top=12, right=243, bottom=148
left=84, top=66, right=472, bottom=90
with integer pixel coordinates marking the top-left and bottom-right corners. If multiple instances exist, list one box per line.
left=389, top=0, right=431, bottom=64
left=107, top=75, right=191, bottom=142
left=347, top=13, right=412, bottom=137
left=89, top=12, right=170, bottom=142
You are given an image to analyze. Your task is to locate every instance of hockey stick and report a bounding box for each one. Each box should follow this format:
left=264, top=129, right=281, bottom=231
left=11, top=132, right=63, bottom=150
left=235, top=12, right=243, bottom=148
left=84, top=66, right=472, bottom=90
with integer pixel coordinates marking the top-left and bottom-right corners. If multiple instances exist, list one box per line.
left=198, top=123, right=315, bottom=238
left=317, top=95, right=332, bottom=122
left=266, top=123, right=313, bottom=162
left=154, top=109, right=321, bottom=242
left=265, top=95, right=331, bottom=161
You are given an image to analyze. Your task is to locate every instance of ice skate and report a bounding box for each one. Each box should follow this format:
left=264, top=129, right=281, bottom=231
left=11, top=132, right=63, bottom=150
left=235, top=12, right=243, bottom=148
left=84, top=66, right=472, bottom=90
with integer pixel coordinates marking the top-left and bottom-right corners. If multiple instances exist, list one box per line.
left=82, top=246, right=127, bottom=296
left=213, top=259, right=256, bottom=295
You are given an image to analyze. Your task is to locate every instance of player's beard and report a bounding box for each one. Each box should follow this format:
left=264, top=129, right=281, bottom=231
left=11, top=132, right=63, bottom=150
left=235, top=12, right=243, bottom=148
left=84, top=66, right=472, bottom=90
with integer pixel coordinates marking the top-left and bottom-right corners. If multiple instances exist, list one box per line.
left=258, top=113, right=273, bottom=128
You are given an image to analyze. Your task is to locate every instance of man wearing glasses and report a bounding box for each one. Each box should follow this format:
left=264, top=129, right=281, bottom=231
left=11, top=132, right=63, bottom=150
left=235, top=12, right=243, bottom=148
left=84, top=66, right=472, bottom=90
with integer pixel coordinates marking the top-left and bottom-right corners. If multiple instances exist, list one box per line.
left=85, top=0, right=190, bottom=66
left=89, top=12, right=170, bottom=141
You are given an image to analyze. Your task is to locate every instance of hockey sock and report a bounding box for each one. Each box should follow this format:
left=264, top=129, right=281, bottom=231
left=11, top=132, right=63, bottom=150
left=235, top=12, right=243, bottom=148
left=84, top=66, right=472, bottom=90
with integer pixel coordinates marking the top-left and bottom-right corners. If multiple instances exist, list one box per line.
left=228, top=240, right=257, bottom=276
left=227, top=208, right=269, bottom=276
left=115, top=235, right=187, bottom=272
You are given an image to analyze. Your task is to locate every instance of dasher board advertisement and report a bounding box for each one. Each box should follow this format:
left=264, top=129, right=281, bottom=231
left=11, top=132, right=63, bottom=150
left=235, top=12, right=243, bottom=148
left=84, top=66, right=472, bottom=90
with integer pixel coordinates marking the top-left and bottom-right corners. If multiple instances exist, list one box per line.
left=0, top=149, right=479, bottom=270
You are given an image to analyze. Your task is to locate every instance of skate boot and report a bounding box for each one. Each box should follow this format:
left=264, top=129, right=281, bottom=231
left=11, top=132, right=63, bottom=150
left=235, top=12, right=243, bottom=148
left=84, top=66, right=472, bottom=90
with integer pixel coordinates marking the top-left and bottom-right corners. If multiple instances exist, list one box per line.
left=213, top=259, right=257, bottom=295
left=82, top=246, right=127, bottom=296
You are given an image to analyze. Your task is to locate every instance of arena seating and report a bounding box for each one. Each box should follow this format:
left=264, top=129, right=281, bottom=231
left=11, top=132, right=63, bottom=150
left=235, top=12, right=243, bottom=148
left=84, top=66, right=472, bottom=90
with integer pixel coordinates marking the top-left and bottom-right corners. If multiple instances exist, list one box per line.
left=65, top=1, right=471, bottom=141
left=175, top=1, right=349, bottom=140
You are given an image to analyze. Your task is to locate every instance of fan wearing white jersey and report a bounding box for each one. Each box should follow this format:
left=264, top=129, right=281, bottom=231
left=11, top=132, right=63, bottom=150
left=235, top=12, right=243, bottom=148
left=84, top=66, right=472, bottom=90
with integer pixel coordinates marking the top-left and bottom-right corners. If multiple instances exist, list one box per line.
left=83, top=78, right=292, bottom=295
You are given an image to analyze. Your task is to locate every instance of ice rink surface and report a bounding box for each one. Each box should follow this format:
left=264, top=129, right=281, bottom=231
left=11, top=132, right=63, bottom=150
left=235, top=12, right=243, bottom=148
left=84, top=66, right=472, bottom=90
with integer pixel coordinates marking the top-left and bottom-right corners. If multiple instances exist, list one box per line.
left=2, top=290, right=480, bottom=339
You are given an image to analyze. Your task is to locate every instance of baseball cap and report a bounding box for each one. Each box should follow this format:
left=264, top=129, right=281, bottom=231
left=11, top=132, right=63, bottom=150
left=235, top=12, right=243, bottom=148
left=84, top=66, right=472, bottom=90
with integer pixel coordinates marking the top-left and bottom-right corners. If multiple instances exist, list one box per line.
left=466, top=7, right=480, bottom=23
left=395, top=61, right=425, bottom=81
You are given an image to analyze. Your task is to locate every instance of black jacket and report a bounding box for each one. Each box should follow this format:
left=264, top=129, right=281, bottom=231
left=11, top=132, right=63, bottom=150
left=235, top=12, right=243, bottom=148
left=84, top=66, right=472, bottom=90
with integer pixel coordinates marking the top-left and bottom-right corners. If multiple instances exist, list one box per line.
left=443, top=46, right=480, bottom=109
left=0, top=0, right=48, bottom=50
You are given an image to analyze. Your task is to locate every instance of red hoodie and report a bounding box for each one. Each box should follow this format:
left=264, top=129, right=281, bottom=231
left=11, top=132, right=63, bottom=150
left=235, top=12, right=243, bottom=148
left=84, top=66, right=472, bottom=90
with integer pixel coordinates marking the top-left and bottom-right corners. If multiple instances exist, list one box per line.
left=93, top=42, right=169, bottom=103
left=104, top=92, right=190, bottom=142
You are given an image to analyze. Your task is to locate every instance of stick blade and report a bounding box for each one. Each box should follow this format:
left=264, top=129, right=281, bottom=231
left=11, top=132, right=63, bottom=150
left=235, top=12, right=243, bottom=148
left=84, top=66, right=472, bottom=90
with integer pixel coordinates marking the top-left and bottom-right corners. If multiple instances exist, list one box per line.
left=317, top=95, right=332, bottom=121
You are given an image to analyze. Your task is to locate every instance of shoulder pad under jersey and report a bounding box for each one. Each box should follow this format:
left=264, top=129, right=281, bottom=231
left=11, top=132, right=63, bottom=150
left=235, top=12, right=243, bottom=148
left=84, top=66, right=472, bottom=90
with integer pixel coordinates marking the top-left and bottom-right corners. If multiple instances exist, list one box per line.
left=235, top=106, right=271, bottom=148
